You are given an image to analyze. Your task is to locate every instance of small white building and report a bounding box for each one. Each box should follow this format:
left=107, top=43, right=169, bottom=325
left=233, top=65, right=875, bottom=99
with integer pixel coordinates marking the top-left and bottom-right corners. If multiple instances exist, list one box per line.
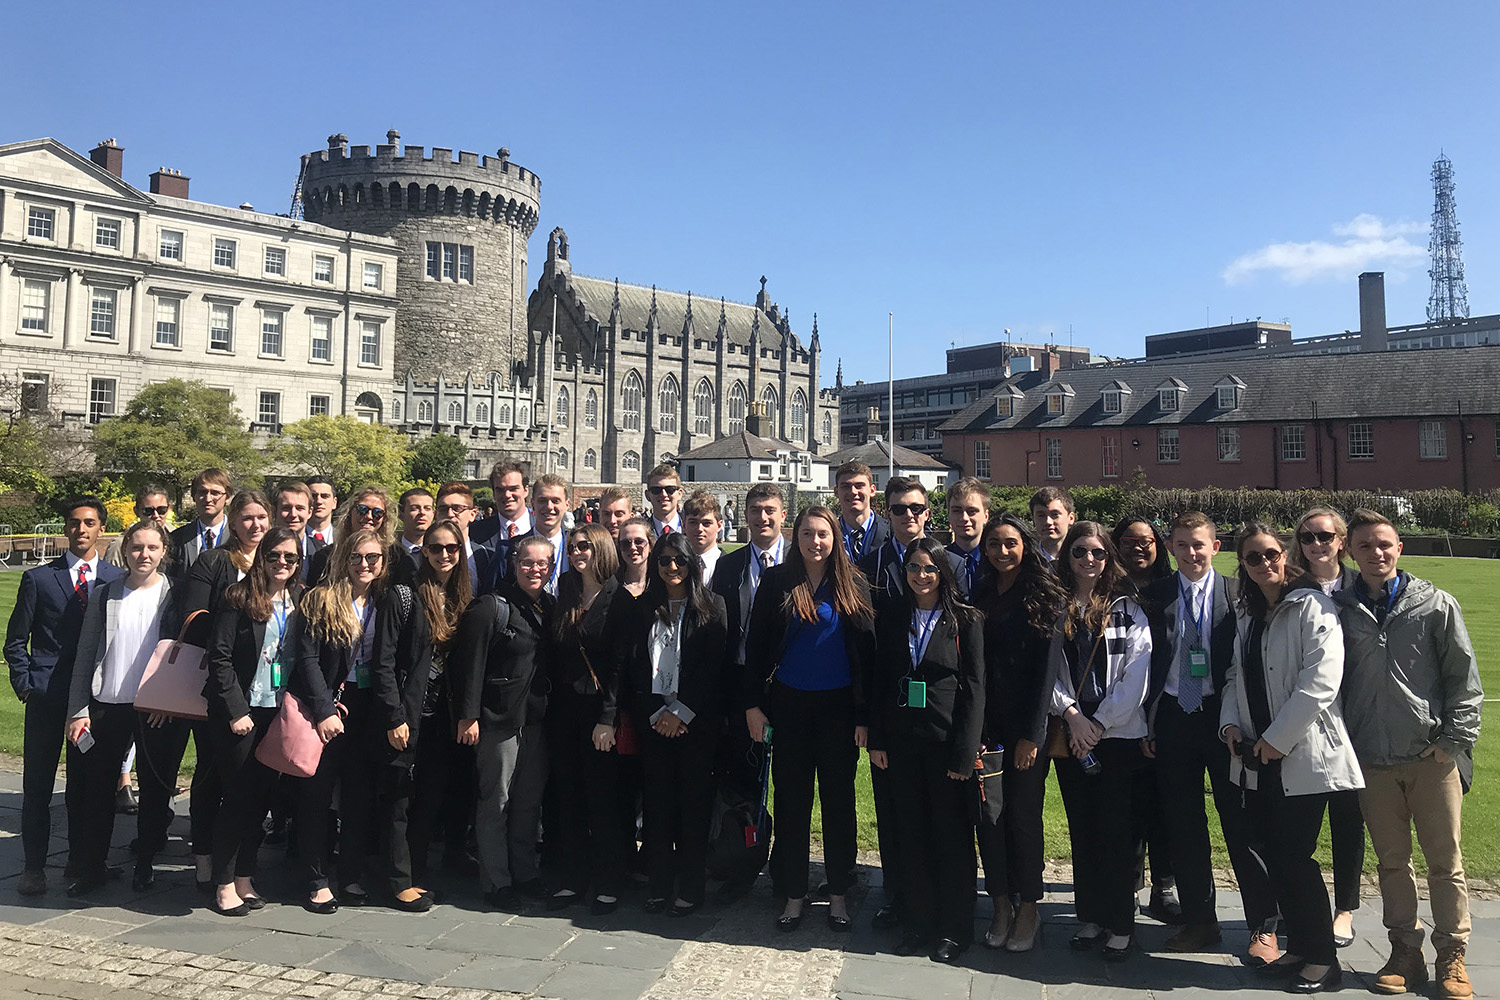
left=677, top=428, right=830, bottom=490
left=828, top=439, right=955, bottom=492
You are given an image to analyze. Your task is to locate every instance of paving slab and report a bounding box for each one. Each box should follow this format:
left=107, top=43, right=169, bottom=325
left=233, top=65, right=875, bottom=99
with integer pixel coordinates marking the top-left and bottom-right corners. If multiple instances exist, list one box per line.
left=554, top=930, right=683, bottom=971
left=323, top=908, right=467, bottom=946
left=217, top=929, right=344, bottom=967
left=235, top=900, right=359, bottom=935
left=116, top=918, right=270, bottom=955
left=533, top=961, right=663, bottom=1000
left=428, top=918, right=576, bottom=958
left=309, top=940, right=472, bottom=985
left=835, top=955, right=972, bottom=1000
left=0, top=898, right=77, bottom=926
left=437, top=954, right=563, bottom=993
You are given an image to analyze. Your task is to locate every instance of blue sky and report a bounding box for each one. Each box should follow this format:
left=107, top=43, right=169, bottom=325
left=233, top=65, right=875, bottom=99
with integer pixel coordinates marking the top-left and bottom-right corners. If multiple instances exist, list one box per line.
left=8, top=2, right=1498, bottom=384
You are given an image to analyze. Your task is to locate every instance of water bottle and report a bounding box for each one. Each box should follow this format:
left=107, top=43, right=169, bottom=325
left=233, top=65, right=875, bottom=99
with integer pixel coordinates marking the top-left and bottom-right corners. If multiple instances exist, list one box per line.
left=1080, top=751, right=1103, bottom=776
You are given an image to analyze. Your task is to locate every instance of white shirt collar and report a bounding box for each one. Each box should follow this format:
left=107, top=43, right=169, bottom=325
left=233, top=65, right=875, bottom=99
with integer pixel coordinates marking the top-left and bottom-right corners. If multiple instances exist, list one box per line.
left=501, top=510, right=533, bottom=535
left=403, top=536, right=423, bottom=552
left=1177, top=568, right=1213, bottom=594
left=653, top=512, right=681, bottom=531
left=844, top=510, right=873, bottom=534
left=65, top=551, right=98, bottom=575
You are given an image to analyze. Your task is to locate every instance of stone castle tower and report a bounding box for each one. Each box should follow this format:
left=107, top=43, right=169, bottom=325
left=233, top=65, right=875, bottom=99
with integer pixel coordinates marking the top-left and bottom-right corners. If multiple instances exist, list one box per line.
left=299, top=131, right=540, bottom=380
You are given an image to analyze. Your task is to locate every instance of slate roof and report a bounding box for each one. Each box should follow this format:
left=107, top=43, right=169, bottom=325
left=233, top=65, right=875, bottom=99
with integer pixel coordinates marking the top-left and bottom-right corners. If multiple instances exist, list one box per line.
left=829, top=439, right=954, bottom=471
left=678, top=430, right=818, bottom=462
left=566, top=275, right=803, bottom=351
left=939, top=344, right=1500, bottom=434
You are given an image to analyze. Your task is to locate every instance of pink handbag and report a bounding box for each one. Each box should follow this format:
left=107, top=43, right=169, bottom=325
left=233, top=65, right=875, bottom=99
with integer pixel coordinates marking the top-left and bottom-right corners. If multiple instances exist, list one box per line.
left=135, top=610, right=211, bottom=721
left=255, top=690, right=333, bottom=778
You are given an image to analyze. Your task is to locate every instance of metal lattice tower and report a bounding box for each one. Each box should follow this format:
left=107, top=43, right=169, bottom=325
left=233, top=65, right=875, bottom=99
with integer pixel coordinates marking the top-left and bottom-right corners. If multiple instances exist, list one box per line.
left=1427, top=153, right=1469, bottom=321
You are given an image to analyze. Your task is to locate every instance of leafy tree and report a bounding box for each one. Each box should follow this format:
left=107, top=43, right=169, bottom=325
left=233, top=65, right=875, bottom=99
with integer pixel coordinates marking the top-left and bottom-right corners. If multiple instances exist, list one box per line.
left=277, top=415, right=412, bottom=496
left=409, top=433, right=469, bottom=484
left=92, top=380, right=261, bottom=504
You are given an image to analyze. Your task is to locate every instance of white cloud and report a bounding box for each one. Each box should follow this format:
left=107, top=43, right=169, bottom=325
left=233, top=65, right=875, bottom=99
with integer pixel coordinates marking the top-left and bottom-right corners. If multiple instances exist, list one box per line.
left=1223, top=214, right=1429, bottom=286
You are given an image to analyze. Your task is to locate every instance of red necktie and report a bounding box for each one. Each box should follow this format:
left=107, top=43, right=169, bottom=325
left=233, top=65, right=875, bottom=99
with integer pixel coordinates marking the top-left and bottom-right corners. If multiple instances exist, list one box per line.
left=662, top=522, right=672, bottom=535
left=75, top=565, right=89, bottom=607
left=314, top=532, right=325, bottom=543
left=507, top=523, right=518, bottom=538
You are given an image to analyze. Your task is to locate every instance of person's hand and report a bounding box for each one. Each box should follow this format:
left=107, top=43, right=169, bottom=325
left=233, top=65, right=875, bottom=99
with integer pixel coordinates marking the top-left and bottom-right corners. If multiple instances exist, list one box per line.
left=387, top=723, right=409, bottom=751
left=66, top=718, right=89, bottom=745
left=1015, top=738, right=1038, bottom=771
left=16, top=688, right=27, bottom=704
left=746, top=707, right=769, bottom=743
left=1421, top=745, right=1453, bottom=765
left=1141, top=736, right=1156, bottom=759
left=854, top=725, right=868, bottom=749
left=457, top=719, right=479, bottom=746
left=1252, top=738, right=1284, bottom=764
left=316, top=714, right=344, bottom=744
left=869, top=749, right=888, bottom=770
left=146, top=712, right=170, bottom=728
left=946, top=769, right=970, bottom=781
left=592, top=724, right=616, bottom=752
left=654, top=712, right=685, bottom=738
left=230, top=715, right=254, bottom=736
left=1223, top=724, right=1242, bottom=757
left=1066, top=712, right=1102, bottom=754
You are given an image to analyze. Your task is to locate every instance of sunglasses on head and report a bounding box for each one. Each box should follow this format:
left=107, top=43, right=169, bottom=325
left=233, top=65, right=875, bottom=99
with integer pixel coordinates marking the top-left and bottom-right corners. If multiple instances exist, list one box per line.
left=266, top=551, right=300, bottom=565
left=424, top=542, right=462, bottom=556
left=1071, top=545, right=1108, bottom=561
left=347, top=552, right=385, bottom=566
left=1242, top=548, right=1284, bottom=568
left=1298, top=530, right=1337, bottom=545
left=889, top=503, right=928, bottom=518
left=356, top=504, right=386, bottom=520
left=138, top=505, right=170, bottom=517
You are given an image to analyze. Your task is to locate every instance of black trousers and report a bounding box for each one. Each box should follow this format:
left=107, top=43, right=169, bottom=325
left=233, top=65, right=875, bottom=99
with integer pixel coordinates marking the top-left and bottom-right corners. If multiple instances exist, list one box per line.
left=1153, top=695, right=1276, bottom=928
left=209, top=706, right=280, bottom=885
left=132, top=715, right=194, bottom=862
left=1056, top=738, right=1142, bottom=937
left=1328, top=789, right=1364, bottom=913
left=376, top=756, right=416, bottom=895
left=408, top=694, right=472, bottom=880
left=887, top=737, right=978, bottom=944
left=977, top=744, right=1051, bottom=902
left=21, top=696, right=67, bottom=871
left=545, top=690, right=630, bottom=897
left=712, top=697, right=770, bottom=884
left=767, top=684, right=858, bottom=900
left=1247, top=772, right=1335, bottom=965
left=64, top=702, right=138, bottom=878
left=870, top=751, right=904, bottom=905
left=1132, top=754, right=1174, bottom=890
left=300, top=688, right=377, bottom=893
left=641, top=722, right=718, bottom=904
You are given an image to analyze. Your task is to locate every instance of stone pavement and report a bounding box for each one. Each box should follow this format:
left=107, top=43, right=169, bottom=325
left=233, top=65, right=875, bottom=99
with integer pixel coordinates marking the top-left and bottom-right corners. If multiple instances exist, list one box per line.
left=0, top=771, right=1494, bottom=1000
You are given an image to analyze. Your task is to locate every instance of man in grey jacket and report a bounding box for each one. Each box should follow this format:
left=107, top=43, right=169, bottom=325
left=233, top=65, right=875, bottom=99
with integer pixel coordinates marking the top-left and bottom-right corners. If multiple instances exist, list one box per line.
left=1334, top=509, right=1481, bottom=1000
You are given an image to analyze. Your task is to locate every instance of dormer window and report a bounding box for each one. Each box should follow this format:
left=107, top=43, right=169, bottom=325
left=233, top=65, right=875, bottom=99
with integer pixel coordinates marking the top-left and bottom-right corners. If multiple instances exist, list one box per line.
left=1217, top=386, right=1237, bottom=409
left=1102, top=390, right=1122, bottom=414
left=996, top=396, right=1012, bottom=418
left=1047, top=393, right=1066, bottom=415
left=1158, top=388, right=1181, bottom=412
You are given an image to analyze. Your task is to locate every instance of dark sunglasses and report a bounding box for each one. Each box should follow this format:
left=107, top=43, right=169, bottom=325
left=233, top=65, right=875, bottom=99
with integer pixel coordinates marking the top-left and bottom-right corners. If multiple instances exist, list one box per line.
left=567, top=540, right=592, bottom=553
left=355, top=504, right=386, bottom=520
left=424, top=542, right=462, bottom=556
left=266, top=552, right=300, bottom=565
left=648, top=485, right=680, bottom=495
left=889, top=503, right=928, bottom=518
left=1071, top=545, right=1108, bottom=561
left=347, top=552, right=385, bottom=566
left=904, top=562, right=939, bottom=576
left=656, top=554, right=688, bottom=568
left=1242, top=548, right=1285, bottom=568
left=138, top=505, right=170, bottom=517
left=1298, top=530, right=1337, bottom=545
left=623, top=538, right=650, bottom=549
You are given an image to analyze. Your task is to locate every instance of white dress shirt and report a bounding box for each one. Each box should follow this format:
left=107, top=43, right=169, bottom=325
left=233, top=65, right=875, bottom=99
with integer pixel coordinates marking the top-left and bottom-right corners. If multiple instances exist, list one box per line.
left=1166, top=570, right=1216, bottom=698
left=697, top=545, right=721, bottom=587
left=64, top=551, right=99, bottom=589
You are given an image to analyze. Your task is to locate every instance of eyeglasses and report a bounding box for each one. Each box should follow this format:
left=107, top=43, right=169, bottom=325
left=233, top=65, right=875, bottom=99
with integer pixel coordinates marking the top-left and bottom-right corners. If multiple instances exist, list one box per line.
left=889, top=503, right=928, bottom=518
left=436, top=503, right=472, bottom=515
left=347, top=552, right=385, bottom=567
left=1298, top=530, right=1337, bottom=545
left=647, top=485, right=680, bottom=496
left=904, top=562, right=939, bottom=576
left=138, top=506, right=170, bottom=517
left=623, top=538, right=650, bottom=549
left=424, top=542, right=462, bottom=556
left=266, top=552, right=300, bottom=565
left=355, top=504, right=386, bottom=521
left=1118, top=536, right=1156, bottom=549
left=568, top=541, right=592, bottom=553
left=656, top=554, right=688, bottom=568
left=1242, top=548, right=1284, bottom=569
left=1071, top=545, right=1108, bottom=561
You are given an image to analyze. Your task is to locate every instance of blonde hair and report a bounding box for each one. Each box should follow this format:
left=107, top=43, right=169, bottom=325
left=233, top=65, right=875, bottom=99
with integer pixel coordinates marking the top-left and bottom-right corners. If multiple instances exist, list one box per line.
left=338, top=486, right=397, bottom=549
left=1286, top=506, right=1349, bottom=578
left=301, top=528, right=389, bottom=648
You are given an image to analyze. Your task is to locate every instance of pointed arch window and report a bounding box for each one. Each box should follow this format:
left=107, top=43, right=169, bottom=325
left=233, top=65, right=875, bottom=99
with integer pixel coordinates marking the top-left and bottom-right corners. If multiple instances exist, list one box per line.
left=416, top=399, right=434, bottom=423
left=557, top=446, right=569, bottom=469
left=693, top=379, right=714, bottom=436
left=790, top=389, right=807, bottom=442
left=555, top=385, right=570, bottom=429
left=659, top=375, right=679, bottom=434
left=622, top=371, right=643, bottom=431
left=762, top=385, right=779, bottom=437
left=584, top=388, right=598, bottom=428
left=474, top=402, right=490, bottom=425
left=447, top=399, right=464, bottom=423
left=727, top=381, right=747, bottom=435
left=498, top=403, right=512, bottom=425
left=584, top=448, right=597, bottom=470
left=392, top=398, right=404, bottom=422
left=519, top=405, right=531, bottom=426
left=621, top=450, right=641, bottom=473
left=822, top=411, right=833, bottom=446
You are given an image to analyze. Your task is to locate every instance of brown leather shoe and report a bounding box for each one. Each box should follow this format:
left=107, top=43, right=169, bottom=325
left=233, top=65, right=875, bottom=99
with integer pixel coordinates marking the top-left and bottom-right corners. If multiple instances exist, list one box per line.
left=1246, top=926, right=1282, bottom=967
left=1165, top=922, right=1223, bottom=953
left=1373, top=940, right=1428, bottom=995
left=1435, top=944, right=1471, bottom=1000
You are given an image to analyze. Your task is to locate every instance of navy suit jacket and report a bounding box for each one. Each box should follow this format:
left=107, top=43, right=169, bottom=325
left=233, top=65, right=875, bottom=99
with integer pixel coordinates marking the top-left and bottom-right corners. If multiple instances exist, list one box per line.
left=709, top=543, right=758, bottom=664
left=840, top=513, right=891, bottom=565
left=6, top=556, right=126, bottom=705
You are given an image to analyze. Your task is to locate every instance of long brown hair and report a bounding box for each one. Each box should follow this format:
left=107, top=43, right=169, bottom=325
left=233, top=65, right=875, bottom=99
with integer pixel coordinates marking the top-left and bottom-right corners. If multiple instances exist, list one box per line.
left=783, top=506, right=873, bottom=627
left=1235, top=521, right=1287, bottom=622
left=302, top=528, right=389, bottom=648
left=1056, top=520, right=1128, bottom=639
left=556, top=523, right=618, bottom=639
left=975, top=514, right=1065, bottom=635
left=417, top=520, right=471, bottom=646
left=224, top=490, right=271, bottom=574
left=224, top=526, right=302, bottom=622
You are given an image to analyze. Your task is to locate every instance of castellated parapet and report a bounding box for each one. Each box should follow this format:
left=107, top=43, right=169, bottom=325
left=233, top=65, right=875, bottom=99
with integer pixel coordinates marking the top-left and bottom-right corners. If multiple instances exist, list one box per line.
left=300, top=131, right=540, bottom=382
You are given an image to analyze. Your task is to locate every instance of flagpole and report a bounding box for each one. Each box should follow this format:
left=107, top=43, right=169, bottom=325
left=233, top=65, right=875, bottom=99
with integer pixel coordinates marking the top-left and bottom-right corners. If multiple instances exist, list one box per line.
left=545, top=294, right=557, bottom=474
left=888, top=312, right=895, bottom=482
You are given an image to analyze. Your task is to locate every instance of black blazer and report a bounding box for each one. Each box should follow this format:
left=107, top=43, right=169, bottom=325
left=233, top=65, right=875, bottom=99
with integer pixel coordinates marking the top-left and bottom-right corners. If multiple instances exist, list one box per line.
left=742, top=564, right=876, bottom=723
left=841, top=513, right=891, bottom=564
left=621, top=592, right=728, bottom=728
left=287, top=612, right=353, bottom=727
left=170, top=520, right=224, bottom=573
left=552, top=574, right=628, bottom=702
left=370, top=584, right=429, bottom=753
left=868, top=600, right=986, bottom=775
left=450, top=582, right=553, bottom=739
left=1144, top=570, right=1239, bottom=710
left=709, top=543, right=760, bottom=663
left=973, top=579, right=1055, bottom=749
left=205, top=584, right=304, bottom=722
left=859, top=540, right=965, bottom=602
left=390, top=540, right=423, bottom=588
left=5, top=557, right=126, bottom=705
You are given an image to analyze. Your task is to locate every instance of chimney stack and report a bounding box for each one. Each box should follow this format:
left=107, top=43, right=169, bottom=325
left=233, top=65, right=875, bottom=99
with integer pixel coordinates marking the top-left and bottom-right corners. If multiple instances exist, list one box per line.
left=1041, top=348, right=1061, bottom=377
left=149, top=168, right=190, bottom=200
left=745, top=400, right=767, bottom=438
left=89, top=138, right=124, bottom=178
left=865, top=405, right=884, bottom=443
left=1358, top=272, right=1388, bottom=352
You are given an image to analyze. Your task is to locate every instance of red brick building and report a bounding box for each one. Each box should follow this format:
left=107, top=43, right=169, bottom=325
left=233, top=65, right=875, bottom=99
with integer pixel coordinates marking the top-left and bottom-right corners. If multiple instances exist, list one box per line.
left=938, top=345, right=1500, bottom=492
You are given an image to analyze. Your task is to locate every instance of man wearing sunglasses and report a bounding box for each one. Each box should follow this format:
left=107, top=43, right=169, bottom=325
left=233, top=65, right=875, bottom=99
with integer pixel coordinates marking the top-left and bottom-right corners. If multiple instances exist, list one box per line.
left=1141, top=511, right=1277, bottom=966
left=103, top=486, right=178, bottom=570
left=645, top=465, right=684, bottom=536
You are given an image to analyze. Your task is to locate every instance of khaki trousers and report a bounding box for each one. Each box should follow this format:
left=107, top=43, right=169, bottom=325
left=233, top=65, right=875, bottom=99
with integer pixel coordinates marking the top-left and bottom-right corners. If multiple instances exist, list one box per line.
left=1358, top=754, right=1470, bottom=949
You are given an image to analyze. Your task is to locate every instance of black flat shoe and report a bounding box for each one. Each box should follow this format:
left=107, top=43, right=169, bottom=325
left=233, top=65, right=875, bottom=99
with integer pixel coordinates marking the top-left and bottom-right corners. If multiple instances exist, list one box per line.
left=241, top=895, right=265, bottom=911
left=1070, top=928, right=1105, bottom=951
left=777, top=912, right=803, bottom=933
left=893, top=934, right=929, bottom=957
left=393, top=893, right=433, bottom=913
left=1256, top=958, right=1307, bottom=979
left=484, top=886, right=521, bottom=912
left=590, top=896, right=619, bottom=916
left=340, top=886, right=369, bottom=907
left=827, top=913, right=852, bottom=933
left=211, top=899, right=250, bottom=917
left=66, top=876, right=109, bottom=898
left=669, top=901, right=701, bottom=918
left=303, top=897, right=339, bottom=915
left=1332, top=930, right=1355, bottom=949
left=1102, top=939, right=1133, bottom=962
left=1286, top=966, right=1342, bottom=994
left=547, top=891, right=580, bottom=911
left=872, top=902, right=901, bottom=930
left=930, top=939, right=964, bottom=964
left=131, top=863, right=155, bottom=892
left=643, top=897, right=669, bottom=914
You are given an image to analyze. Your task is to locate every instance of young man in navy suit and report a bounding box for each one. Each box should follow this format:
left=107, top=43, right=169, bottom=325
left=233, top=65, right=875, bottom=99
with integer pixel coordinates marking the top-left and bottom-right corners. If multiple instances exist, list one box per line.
left=6, top=498, right=125, bottom=896
left=834, top=462, right=890, bottom=564
left=470, top=461, right=532, bottom=549
left=944, top=477, right=990, bottom=600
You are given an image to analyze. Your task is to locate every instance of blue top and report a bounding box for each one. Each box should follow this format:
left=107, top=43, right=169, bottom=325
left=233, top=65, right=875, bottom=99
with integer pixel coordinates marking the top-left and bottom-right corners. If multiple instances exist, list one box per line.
left=778, top=593, right=852, bottom=692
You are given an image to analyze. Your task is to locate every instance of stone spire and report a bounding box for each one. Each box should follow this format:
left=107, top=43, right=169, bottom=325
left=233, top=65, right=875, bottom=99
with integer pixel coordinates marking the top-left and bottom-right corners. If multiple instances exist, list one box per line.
left=811, top=313, right=820, bottom=348
left=608, top=277, right=620, bottom=326
left=835, top=357, right=844, bottom=391
left=682, top=291, right=695, bottom=339
left=646, top=284, right=658, bottom=333
left=716, top=296, right=727, bottom=342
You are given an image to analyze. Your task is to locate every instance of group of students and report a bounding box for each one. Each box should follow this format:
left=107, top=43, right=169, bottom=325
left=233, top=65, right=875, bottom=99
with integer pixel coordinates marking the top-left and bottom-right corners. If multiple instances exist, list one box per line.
left=4, top=462, right=1481, bottom=997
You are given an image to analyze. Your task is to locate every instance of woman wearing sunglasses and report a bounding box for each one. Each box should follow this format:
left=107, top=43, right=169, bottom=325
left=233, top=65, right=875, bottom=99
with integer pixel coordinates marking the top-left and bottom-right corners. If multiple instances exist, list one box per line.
left=304, top=487, right=398, bottom=586
left=403, top=521, right=474, bottom=884
left=971, top=514, right=1066, bottom=952
left=202, top=527, right=304, bottom=915
left=547, top=523, right=633, bottom=914
left=1285, top=508, right=1363, bottom=948
left=1222, top=523, right=1361, bottom=994
left=745, top=505, right=875, bottom=933
left=867, top=536, right=984, bottom=963
left=1049, top=521, right=1152, bottom=961
left=619, top=531, right=727, bottom=916
left=291, top=529, right=389, bottom=913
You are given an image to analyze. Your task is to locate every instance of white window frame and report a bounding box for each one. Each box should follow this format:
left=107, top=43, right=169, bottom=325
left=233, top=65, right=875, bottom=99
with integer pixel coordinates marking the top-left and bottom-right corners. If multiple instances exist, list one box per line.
left=1101, top=435, right=1121, bottom=478
left=309, top=394, right=331, bottom=417
left=1282, top=424, right=1306, bottom=462
left=154, top=297, right=181, bottom=348
left=1158, top=428, right=1180, bottom=463
left=417, top=400, right=434, bottom=423
left=1217, top=426, right=1241, bottom=462
left=89, top=288, right=117, bottom=339
left=1348, top=422, right=1374, bottom=460
left=1158, top=388, right=1180, bottom=412
left=474, top=402, right=490, bottom=425
left=1046, top=393, right=1065, bottom=415
left=362, top=261, right=383, bottom=290
left=213, top=238, right=237, bottom=269
left=26, top=206, right=55, bottom=241
left=260, top=309, right=285, bottom=358
left=996, top=396, right=1012, bottom=418
left=1419, top=420, right=1447, bottom=460
left=257, top=391, right=281, bottom=427
left=358, top=320, right=381, bottom=367
left=88, top=377, right=116, bottom=424
left=94, top=217, right=121, bottom=250
left=1046, top=438, right=1063, bottom=479
left=20, top=279, right=50, bottom=333
left=1217, top=385, right=1238, bottom=410
left=973, top=440, right=991, bottom=480
left=1102, top=390, right=1122, bottom=414
left=447, top=399, right=464, bottom=423
left=159, top=229, right=184, bottom=261
left=313, top=255, right=334, bottom=283
left=310, top=314, right=333, bottom=362
left=458, top=245, right=473, bottom=282
left=209, top=303, right=234, bottom=353
left=264, top=246, right=287, bottom=277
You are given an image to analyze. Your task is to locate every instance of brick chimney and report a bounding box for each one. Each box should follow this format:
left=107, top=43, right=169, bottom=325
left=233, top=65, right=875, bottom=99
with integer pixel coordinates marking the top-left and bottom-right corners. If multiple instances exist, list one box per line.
left=149, top=168, right=190, bottom=200
left=1040, top=348, right=1061, bottom=377
left=865, top=405, right=884, bottom=443
left=89, top=139, right=124, bottom=178
left=745, top=400, right=767, bottom=438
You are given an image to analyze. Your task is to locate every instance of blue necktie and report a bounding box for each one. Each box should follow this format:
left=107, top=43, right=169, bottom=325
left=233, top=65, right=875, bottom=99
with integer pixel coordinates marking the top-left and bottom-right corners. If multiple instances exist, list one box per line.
left=1178, top=586, right=1205, bottom=713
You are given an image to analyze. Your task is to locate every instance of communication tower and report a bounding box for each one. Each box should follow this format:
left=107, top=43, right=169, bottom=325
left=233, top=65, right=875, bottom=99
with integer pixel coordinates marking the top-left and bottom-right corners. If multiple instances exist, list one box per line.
left=1427, top=153, right=1469, bottom=321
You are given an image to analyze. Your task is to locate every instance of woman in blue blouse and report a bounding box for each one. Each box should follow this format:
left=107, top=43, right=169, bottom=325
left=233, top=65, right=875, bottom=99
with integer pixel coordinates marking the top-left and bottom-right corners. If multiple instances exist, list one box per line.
left=745, top=505, right=875, bottom=933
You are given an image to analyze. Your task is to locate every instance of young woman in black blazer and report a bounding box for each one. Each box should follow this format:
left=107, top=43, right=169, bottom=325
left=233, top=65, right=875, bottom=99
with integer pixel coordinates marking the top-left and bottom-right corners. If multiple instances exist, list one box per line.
left=291, top=528, right=390, bottom=913
left=970, top=515, right=1066, bottom=952
left=867, top=536, right=984, bottom=963
left=202, top=527, right=303, bottom=915
left=404, top=520, right=473, bottom=886
left=623, top=531, right=728, bottom=916
left=744, top=505, right=875, bottom=933
left=546, top=523, right=633, bottom=914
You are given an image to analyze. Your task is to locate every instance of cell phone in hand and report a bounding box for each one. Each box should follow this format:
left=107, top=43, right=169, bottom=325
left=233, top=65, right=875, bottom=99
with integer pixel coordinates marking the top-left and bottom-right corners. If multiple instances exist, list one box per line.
left=74, top=728, right=95, bottom=754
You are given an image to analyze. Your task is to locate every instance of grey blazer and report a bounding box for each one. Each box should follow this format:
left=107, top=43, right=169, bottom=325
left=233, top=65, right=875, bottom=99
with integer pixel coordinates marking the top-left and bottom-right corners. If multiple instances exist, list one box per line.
left=68, top=576, right=179, bottom=719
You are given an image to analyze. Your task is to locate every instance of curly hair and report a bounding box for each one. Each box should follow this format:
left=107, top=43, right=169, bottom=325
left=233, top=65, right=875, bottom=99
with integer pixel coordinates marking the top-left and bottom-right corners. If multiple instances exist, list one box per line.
left=975, top=514, right=1065, bottom=636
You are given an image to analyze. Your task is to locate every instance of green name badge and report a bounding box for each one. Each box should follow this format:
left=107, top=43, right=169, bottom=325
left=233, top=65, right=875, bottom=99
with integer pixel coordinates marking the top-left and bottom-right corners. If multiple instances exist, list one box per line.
left=1189, top=649, right=1209, bottom=678
left=270, top=659, right=283, bottom=689
left=355, top=661, right=373, bottom=690
left=907, top=680, right=927, bottom=709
